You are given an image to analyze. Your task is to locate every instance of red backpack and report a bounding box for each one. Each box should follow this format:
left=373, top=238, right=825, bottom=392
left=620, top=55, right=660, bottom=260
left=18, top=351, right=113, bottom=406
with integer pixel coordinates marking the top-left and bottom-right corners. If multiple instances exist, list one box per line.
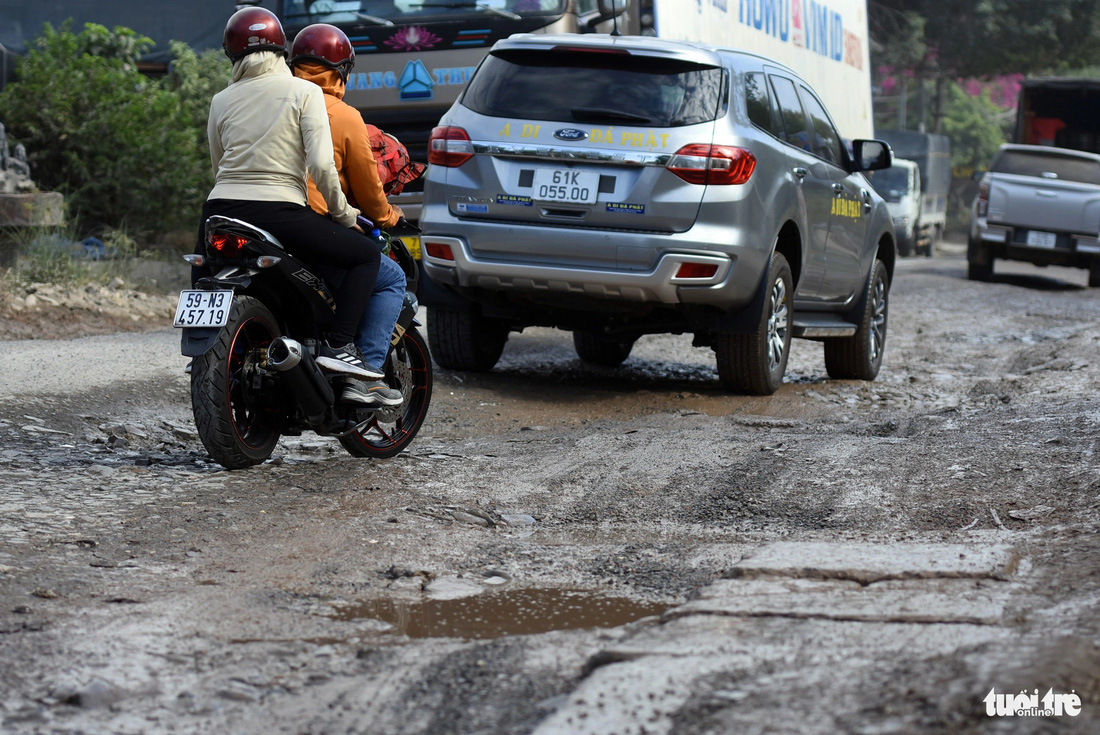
left=365, top=124, right=427, bottom=195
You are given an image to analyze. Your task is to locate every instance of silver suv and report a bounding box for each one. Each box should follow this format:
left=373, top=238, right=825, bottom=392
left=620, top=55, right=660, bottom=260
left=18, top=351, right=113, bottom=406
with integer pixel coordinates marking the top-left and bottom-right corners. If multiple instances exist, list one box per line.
left=419, top=34, right=896, bottom=394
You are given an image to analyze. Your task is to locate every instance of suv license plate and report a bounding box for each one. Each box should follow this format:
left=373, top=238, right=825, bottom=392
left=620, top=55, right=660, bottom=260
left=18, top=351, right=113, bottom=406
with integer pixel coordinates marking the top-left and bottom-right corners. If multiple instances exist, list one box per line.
left=533, top=168, right=599, bottom=204
left=173, top=290, right=233, bottom=328
left=1026, top=230, right=1057, bottom=248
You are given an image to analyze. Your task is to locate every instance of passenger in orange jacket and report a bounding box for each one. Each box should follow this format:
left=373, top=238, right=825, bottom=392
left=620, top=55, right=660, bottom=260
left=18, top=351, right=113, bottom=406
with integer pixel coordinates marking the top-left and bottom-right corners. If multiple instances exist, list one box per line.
left=291, top=24, right=406, bottom=407
left=290, top=45, right=402, bottom=227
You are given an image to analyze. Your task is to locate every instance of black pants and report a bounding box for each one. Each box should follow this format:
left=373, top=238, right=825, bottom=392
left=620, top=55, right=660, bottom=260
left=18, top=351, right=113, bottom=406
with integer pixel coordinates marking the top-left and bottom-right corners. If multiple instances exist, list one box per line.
left=194, top=199, right=378, bottom=346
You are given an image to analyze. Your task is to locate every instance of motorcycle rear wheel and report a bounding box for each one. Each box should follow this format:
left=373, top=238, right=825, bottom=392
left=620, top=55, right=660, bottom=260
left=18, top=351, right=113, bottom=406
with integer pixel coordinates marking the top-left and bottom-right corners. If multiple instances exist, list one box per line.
left=339, top=326, right=433, bottom=459
left=191, top=295, right=282, bottom=469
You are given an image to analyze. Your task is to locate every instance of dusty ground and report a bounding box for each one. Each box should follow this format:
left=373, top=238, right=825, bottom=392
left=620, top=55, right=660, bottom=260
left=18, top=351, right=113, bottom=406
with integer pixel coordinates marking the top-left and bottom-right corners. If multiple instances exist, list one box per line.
left=1, top=244, right=1098, bottom=734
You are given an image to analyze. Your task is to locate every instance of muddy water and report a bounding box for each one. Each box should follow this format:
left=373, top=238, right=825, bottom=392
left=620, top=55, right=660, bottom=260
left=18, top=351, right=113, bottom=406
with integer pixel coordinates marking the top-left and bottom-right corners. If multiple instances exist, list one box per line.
left=332, top=588, right=669, bottom=639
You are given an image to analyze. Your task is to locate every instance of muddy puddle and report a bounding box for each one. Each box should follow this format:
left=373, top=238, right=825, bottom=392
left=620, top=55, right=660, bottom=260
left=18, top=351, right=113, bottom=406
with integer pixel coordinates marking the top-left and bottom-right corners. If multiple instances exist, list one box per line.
left=332, top=588, right=669, bottom=639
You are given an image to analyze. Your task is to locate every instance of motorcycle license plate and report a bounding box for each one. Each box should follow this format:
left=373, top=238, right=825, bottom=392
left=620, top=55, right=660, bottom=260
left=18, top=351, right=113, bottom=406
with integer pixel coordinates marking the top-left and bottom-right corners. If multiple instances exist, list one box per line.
left=173, top=290, right=232, bottom=328
left=532, top=168, right=598, bottom=204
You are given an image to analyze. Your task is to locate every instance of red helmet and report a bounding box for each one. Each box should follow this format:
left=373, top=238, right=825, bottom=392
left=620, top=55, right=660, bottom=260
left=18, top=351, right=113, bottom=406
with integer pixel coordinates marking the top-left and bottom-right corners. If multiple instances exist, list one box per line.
left=289, top=24, right=355, bottom=82
left=223, top=7, right=287, bottom=62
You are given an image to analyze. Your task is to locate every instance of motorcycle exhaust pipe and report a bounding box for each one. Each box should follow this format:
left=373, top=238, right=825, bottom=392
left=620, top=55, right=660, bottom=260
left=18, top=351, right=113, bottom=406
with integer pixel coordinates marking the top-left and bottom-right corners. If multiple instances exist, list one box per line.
left=266, top=337, right=334, bottom=425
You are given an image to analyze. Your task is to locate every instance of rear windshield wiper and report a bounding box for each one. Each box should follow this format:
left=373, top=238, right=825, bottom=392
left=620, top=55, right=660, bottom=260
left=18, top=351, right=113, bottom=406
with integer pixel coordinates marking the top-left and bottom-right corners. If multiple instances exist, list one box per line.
left=570, top=107, right=652, bottom=124
left=411, top=2, right=521, bottom=20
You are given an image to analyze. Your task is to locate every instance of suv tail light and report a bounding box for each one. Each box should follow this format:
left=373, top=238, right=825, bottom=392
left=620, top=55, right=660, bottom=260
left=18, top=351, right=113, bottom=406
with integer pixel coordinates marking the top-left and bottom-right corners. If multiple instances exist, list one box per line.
left=429, top=126, right=474, bottom=167
left=668, top=144, right=756, bottom=185
left=976, top=180, right=990, bottom=217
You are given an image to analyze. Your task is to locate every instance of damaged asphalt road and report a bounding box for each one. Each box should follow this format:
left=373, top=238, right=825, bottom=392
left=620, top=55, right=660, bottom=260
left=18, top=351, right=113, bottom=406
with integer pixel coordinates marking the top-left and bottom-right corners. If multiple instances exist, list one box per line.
left=0, top=249, right=1098, bottom=734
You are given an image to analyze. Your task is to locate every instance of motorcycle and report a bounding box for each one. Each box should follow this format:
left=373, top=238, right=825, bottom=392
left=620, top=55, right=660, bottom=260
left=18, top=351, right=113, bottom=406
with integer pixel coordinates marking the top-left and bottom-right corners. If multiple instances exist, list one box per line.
left=176, top=216, right=432, bottom=469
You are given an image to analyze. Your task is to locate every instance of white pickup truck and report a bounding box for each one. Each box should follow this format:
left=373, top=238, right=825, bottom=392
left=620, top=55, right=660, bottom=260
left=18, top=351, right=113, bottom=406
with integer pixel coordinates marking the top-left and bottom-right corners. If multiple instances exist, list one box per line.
left=968, top=143, right=1100, bottom=286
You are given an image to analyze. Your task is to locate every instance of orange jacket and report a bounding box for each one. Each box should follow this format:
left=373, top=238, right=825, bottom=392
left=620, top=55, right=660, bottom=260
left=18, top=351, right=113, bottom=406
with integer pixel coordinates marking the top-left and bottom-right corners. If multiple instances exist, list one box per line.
left=292, top=62, right=401, bottom=229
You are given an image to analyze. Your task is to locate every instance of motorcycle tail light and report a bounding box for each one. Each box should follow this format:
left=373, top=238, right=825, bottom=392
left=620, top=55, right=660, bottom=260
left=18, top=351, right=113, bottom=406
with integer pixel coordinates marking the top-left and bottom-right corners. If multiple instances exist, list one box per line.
left=668, top=144, right=756, bottom=185
left=428, top=126, right=474, bottom=167
left=208, top=232, right=250, bottom=257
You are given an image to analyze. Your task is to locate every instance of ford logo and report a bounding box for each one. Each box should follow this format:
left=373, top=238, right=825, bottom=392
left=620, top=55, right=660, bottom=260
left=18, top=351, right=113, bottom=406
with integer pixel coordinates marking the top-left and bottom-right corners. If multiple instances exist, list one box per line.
left=554, top=128, right=588, bottom=142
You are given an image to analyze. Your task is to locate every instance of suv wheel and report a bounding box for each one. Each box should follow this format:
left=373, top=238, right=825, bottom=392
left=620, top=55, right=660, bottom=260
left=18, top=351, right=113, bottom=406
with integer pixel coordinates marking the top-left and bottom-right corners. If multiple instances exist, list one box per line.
left=715, top=252, right=792, bottom=395
left=1089, top=261, right=1100, bottom=288
left=824, top=259, right=889, bottom=381
left=427, top=305, right=508, bottom=372
left=573, top=331, right=635, bottom=367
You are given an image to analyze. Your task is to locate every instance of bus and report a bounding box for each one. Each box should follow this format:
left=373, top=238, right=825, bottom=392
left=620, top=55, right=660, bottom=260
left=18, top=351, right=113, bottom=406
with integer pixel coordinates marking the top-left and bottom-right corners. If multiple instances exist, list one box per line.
left=275, top=0, right=633, bottom=219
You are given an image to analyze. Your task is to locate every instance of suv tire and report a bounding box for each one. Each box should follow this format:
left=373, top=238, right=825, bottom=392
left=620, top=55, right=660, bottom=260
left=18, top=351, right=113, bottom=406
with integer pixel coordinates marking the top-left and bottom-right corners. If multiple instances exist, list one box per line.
left=573, top=331, right=635, bottom=367
left=428, top=305, right=508, bottom=372
left=715, top=252, right=792, bottom=395
left=824, top=259, right=889, bottom=381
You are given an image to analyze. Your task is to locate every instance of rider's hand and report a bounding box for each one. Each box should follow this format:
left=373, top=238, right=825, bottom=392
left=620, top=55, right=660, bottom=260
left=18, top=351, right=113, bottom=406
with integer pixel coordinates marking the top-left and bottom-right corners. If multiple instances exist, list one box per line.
left=349, top=207, right=364, bottom=233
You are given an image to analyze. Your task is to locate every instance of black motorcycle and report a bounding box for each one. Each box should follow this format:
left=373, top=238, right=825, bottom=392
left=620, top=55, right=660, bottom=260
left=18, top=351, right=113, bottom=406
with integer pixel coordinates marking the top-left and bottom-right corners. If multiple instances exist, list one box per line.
left=176, top=216, right=432, bottom=469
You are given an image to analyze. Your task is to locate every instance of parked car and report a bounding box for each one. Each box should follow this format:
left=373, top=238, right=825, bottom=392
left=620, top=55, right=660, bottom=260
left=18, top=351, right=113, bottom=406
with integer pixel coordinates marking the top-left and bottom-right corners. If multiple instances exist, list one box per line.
left=969, top=143, right=1100, bottom=286
left=419, top=34, right=897, bottom=394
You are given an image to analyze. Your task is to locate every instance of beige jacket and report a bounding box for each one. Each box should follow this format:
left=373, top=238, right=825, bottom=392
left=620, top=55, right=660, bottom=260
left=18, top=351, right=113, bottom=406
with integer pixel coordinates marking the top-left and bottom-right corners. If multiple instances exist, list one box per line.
left=206, top=51, right=357, bottom=227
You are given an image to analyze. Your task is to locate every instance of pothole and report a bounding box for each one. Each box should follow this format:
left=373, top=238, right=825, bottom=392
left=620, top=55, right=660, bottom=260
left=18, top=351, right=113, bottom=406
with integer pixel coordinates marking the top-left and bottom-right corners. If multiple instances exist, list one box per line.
left=331, top=588, right=669, bottom=639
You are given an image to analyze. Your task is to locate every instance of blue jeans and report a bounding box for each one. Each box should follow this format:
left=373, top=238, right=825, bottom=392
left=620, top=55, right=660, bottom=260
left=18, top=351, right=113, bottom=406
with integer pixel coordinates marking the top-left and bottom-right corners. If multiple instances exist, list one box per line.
left=356, top=254, right=406, bottom=373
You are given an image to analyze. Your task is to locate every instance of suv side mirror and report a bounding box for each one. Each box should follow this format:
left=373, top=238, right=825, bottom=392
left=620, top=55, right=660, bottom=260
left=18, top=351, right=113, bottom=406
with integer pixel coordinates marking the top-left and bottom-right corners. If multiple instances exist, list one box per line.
left=851, top=140, right=893, bottom=172
left=597, top=0, right=628, bottom=15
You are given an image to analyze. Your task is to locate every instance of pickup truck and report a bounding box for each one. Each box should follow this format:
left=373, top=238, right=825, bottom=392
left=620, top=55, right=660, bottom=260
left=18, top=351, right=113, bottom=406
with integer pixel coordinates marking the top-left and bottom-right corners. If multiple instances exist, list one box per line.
left=874, top=131, right=951, bottom=257
left=968, top=143, right=1100, bottom=286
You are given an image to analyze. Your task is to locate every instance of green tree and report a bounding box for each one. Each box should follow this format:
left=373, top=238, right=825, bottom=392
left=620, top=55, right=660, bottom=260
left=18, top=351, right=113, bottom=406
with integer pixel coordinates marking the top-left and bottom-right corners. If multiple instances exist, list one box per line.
left=162, top=41, right=232, bottom=206
left=939, top=83, right=1011, bottom=174
left=871, top=0, right=1100, bottom=79
left=870, top=0, right=1100, bottom=133
left=0, top=22, right=209, bottom=236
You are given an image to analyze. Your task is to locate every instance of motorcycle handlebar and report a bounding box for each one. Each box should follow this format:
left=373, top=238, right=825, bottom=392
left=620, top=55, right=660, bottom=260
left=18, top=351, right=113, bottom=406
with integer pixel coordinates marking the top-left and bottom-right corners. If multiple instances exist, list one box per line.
left=356, top=215, right=421, bottom=237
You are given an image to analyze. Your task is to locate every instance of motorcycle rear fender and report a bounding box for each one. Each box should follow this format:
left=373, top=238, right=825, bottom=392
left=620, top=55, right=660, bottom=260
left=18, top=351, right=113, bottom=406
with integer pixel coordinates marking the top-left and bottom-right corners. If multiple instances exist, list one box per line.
left=181, top=327, right=221, bottom=357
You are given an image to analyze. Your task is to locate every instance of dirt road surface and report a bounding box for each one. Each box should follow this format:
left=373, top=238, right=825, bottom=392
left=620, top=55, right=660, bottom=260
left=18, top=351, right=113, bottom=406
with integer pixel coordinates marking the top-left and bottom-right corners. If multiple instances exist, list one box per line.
left=1, top=248, right=1098, bottom=734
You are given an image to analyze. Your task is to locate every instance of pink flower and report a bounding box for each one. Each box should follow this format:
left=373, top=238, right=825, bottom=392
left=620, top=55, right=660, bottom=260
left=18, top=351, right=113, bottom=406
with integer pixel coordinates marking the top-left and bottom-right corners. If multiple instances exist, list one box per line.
left=384, top=26, right=441, bottom=52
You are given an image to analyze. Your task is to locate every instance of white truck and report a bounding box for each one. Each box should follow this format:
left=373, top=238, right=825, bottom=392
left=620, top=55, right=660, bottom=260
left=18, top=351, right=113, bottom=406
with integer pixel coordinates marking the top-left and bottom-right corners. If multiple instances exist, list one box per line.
left=644, top=0, right=873, bottom=139
left=870, top=131, right=952, bottom=257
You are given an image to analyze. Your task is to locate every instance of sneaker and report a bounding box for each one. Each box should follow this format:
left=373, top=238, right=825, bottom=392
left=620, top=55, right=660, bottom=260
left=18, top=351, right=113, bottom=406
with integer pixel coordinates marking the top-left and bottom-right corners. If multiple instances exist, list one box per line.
left=341, top=379, right=403, bottom=407
left=316, top=341, right=384, bottom=380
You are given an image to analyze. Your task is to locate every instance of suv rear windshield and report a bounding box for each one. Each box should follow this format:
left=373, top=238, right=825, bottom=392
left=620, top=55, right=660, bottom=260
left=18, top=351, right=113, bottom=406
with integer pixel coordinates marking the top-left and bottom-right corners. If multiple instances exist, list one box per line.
left=992, top=149, right=1100, bottom=185
left=461, top=49, right=725, bottom=128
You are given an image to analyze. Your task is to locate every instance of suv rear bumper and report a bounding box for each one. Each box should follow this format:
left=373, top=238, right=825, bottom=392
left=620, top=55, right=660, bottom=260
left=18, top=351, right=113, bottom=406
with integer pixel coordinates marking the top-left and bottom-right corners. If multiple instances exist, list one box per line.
left=420, top=231, right=763, bottom=312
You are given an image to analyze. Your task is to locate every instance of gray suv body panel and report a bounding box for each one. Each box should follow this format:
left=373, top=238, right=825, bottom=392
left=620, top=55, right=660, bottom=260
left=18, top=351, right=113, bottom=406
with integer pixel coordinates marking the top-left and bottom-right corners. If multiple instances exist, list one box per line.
left=420, top=33, right=894, bottom=337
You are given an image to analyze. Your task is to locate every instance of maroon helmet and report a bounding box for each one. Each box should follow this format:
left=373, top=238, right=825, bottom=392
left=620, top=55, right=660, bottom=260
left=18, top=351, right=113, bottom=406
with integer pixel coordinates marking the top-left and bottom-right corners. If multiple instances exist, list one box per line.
left=223, top=7, right=287, bottom=62
left=289, top=24, right=355, bottom=82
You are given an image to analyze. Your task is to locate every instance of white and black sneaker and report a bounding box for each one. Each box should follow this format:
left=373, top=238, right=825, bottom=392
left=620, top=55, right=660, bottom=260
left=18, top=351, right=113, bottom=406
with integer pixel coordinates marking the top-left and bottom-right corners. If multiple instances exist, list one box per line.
left=341, top=379, right=403, bottom=407
left=316, top=341, right=384, bottom=380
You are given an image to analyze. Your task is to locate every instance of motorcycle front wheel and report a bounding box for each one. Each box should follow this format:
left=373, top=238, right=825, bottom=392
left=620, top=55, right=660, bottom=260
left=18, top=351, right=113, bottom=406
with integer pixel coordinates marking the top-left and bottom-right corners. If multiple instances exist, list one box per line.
left=339, top=326, right=433, bottom=459
left=191, top=295, right=283, bottom=469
